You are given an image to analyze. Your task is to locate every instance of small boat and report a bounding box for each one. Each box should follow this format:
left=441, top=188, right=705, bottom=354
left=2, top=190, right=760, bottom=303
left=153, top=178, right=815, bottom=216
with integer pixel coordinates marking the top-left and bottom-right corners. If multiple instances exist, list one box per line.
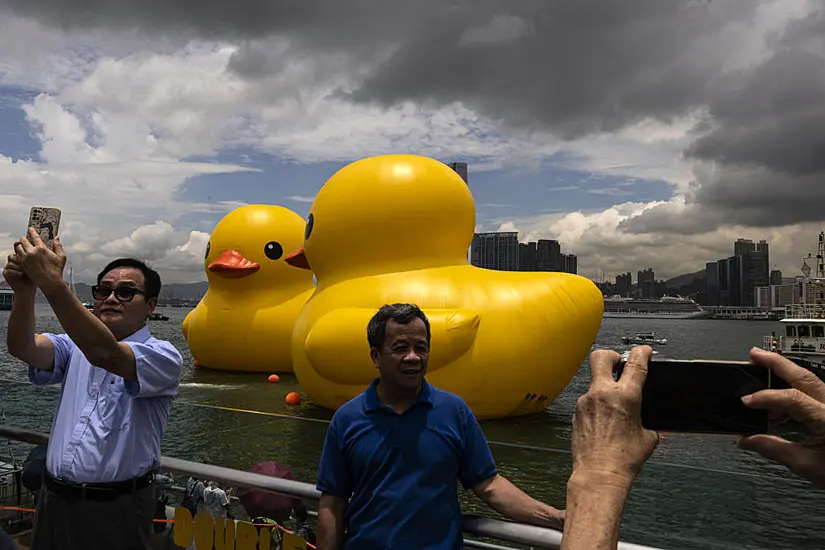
left=149, top=312, right=170, bottom=321
left=621, top=331, right=667, bottom=346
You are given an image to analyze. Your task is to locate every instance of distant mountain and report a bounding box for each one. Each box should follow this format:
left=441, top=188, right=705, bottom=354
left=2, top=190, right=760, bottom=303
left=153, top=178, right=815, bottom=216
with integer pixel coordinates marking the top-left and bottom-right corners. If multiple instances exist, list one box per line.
left=161, top=281, right=209, bottom=300
left=664, top=270, right=705, bottom=289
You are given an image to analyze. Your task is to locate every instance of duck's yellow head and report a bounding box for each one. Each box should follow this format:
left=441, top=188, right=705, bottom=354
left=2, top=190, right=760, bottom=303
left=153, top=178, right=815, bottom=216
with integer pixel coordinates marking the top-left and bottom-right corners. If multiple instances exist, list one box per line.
left=205, top=204, right=312, bottom=292
left=285, top=154, right=475, bottom=283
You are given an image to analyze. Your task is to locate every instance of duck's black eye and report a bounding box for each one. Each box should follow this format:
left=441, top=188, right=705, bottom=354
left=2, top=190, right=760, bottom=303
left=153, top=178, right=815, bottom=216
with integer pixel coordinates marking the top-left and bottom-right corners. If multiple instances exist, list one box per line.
left=264, top=241, right=283, bottom=260
left=305, top=213, right=314, bottom=240
left=205, top=241, right=211, bottom=260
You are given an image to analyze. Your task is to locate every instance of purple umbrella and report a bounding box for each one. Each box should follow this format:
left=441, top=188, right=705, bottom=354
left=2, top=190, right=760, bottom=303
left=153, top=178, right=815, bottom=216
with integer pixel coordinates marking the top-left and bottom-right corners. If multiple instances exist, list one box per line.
left=238, top=462, right=302, bottom=522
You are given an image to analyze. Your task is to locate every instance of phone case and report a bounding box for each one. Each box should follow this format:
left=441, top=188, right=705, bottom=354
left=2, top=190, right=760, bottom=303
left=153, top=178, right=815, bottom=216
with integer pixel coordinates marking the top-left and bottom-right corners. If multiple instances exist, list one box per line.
left=28, top=207, right=62, bottom=249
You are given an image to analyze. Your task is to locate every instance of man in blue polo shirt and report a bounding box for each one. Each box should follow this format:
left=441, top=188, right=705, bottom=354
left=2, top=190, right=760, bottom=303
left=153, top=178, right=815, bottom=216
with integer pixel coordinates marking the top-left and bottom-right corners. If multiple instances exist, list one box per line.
left=316, top=303, right=564, bottom=549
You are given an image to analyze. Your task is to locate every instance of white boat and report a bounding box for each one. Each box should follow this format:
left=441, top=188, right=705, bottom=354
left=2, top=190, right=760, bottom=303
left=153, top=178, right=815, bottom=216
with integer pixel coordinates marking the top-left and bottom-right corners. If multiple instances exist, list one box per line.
left=761, top=304, right=825, bottom=381
left=760, top=231, right=825, bottom=381
left=621, top=332, right=667, bottom=346
left=603, top=296, right=711, bottom=319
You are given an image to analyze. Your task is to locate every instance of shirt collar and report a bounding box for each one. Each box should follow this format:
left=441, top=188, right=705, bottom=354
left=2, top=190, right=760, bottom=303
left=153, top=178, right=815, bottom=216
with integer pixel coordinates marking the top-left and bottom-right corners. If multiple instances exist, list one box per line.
left=364, top=377, right=434, bottom=413
left=122, top=325, right=151, bottom=343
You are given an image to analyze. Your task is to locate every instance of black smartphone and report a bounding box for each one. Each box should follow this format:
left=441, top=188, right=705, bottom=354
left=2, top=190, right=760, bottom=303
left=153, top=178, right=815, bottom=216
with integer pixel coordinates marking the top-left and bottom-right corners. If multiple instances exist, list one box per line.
left=614, top=358, right=786, bottom=435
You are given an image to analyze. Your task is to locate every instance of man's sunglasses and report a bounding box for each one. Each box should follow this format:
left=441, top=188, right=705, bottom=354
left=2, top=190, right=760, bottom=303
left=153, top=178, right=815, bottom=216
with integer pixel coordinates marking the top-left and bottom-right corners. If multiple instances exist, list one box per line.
left=91, top=285, right=145, bottom=302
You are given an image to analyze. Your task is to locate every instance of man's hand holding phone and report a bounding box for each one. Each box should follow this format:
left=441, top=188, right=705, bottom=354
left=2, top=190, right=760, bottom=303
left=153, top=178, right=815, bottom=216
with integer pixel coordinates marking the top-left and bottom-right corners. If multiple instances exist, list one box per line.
left=739, top=348, right=825, bottom=488
left=13, top=227, right=67, bottom=294
left=571, top=345, right=659, bottom=490
left=563, top=346, right=659, bottom=550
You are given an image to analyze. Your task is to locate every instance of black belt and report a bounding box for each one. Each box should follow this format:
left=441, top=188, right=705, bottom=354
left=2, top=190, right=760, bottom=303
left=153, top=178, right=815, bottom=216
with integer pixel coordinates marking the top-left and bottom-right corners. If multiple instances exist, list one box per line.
left=43, top=470, right=154, bottom=502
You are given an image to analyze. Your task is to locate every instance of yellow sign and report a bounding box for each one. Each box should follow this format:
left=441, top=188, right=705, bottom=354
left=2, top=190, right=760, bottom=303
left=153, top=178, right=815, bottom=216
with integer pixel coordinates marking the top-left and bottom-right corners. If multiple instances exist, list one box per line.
left=172, top=506, right=276, bottom=550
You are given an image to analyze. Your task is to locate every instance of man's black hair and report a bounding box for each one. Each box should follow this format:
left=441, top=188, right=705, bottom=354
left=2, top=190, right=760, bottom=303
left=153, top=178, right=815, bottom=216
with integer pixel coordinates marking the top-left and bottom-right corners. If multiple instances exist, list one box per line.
left=367, top=303, right=431, bottom=349
left=97, top=258, right=162, bottom=300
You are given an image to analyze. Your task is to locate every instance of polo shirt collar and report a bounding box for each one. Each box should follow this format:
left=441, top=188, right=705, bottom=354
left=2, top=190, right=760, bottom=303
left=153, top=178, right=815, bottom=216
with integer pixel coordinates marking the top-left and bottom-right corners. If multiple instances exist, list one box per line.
left=364, top=377, right=434, bottom=413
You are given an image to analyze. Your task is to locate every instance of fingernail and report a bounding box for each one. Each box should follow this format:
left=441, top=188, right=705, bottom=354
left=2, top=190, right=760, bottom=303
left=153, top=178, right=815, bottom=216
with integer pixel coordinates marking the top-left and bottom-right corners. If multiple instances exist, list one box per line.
left=741, top=395, right=752, bottom=404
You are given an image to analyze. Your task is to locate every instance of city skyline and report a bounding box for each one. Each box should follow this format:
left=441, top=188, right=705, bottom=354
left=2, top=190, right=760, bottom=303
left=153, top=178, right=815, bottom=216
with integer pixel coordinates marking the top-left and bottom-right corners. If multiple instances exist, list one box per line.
left=470, top=232, right=578, bottom=274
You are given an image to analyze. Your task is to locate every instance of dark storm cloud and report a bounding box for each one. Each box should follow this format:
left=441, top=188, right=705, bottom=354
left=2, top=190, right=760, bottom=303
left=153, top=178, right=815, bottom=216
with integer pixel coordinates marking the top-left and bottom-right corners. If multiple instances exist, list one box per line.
left=625, top=5, right=825, bottom=233
left=621, top=165, right=825, bottom=235
left=347, top=1, right=754, bottom=139
left=0, top=0, right=443, bottom=48
left=1, top=0, right=753, bottom=140
left=686, top=48, right=825, bottom=176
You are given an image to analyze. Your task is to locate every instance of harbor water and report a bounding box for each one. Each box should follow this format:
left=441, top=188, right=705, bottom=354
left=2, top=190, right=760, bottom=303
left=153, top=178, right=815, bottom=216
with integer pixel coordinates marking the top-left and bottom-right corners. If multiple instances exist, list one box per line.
left=0, top=306, right=823, bottom=549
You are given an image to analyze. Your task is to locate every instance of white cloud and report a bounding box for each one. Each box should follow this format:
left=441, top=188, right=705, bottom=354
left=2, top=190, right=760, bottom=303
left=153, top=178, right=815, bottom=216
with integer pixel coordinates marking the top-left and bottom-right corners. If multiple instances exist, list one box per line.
left=479, top=200, right=821, bottom=282
left=285, top=195, right=315, bottom=203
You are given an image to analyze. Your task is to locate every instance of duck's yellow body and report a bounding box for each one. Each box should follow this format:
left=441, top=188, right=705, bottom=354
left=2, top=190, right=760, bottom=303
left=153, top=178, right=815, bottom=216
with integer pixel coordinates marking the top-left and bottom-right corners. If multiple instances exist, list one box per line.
left=182, top=204, right=314, bottom=373
left=288, top=155, right=604, bottom=418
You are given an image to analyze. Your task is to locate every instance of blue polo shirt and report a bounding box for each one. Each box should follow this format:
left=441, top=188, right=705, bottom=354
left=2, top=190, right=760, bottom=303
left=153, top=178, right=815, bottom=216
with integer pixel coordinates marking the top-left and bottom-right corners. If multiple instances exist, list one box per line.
left=316, top=379, right=498, bottom=549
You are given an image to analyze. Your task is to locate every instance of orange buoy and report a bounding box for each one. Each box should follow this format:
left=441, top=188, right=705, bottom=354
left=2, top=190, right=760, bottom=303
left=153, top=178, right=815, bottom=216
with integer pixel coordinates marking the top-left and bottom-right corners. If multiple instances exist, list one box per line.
left=268, top=374, right=280, bottom=384
left=285, top=392, right=301, bottom=405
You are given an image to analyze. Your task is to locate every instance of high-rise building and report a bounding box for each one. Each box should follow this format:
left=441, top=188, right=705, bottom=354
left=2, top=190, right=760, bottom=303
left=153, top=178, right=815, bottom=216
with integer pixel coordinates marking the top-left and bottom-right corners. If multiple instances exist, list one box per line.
left=734, top=238, right=769, bottom=306
left=755, top=284, right=799, bottom=308
left=471, top=232, right=519, bottom=270
left=718, top=255, right=745, bottom=306
left=518, top=242, right=537, bottom=271
left=474, top=232, right=578, bottom=273
left=446, top=162, right=468, bottom=184
left=637, top=268, right=655, bottom=299
left=705, top=262, right=720, bottom=306
left=536, top=239, right=561, bottom=271
left=565, top=254, right=578, bottom=275
left=770, top=269, right=783, bottom=286
left=615, top=273, right=632, bottom=297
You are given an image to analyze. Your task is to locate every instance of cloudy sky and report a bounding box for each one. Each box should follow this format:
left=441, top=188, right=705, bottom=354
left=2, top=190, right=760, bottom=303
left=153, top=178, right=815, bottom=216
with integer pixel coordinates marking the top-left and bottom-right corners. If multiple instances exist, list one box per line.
left=1, top=0, right=823, bottom=284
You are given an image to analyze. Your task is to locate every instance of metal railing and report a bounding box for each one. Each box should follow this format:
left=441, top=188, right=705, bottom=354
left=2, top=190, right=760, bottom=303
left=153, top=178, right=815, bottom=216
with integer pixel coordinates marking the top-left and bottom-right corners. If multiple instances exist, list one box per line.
left=0, top=425, right=662, bottom=550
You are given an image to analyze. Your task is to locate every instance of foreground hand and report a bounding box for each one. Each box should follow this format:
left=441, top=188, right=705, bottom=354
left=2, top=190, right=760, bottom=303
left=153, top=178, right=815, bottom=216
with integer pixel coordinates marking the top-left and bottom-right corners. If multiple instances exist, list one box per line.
left=739, top=348, right=825, bottom=488
left=13, top=228, right=67, bottom=291
left=571, top=346, right=659, bottom=488
left=2, top=255, right=35, bottom=294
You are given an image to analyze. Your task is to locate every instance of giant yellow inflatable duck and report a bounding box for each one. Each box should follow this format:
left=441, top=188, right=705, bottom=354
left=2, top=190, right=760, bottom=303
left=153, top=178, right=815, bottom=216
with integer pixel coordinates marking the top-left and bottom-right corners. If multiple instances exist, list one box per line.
left=284, top=154, right=604, bottom=419
left=182, top=204, right=314, bottom=373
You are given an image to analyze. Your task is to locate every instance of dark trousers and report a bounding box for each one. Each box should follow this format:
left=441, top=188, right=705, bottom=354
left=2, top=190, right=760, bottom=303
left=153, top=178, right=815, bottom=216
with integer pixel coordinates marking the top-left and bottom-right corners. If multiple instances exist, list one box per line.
left=0, top=529, right=16, bottom=550
left=31, top=482, right=155, bottom=550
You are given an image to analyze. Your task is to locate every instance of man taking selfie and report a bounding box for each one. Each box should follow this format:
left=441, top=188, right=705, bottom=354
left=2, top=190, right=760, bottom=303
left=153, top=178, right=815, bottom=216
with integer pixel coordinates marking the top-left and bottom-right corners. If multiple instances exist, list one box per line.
left=3, top=228, right=183, bottom=550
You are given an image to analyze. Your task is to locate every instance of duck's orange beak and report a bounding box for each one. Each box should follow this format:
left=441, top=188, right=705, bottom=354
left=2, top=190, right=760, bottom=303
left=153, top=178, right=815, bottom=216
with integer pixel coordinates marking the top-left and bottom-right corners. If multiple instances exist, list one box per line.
left=208, top=250, right=260, bottom=279
left=285, top=247, right=311, bottom=270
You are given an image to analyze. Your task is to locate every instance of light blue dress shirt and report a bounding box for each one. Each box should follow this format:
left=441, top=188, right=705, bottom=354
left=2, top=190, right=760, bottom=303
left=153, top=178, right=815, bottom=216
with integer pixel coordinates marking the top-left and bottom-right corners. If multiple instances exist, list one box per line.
left=28, top=325, right=183, bottom=483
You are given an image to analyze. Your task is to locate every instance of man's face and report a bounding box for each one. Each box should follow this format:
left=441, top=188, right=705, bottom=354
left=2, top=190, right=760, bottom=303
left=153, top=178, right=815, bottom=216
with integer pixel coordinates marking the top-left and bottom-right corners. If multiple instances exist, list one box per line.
left=93, top=267, right=156, bottom=336
left=371, top=318, right=429, bottom=391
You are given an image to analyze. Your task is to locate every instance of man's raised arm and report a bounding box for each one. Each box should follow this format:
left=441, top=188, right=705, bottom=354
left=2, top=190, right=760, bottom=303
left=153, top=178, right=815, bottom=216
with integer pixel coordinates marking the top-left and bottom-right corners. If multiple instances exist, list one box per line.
left=4, top=257, right=55, bottom=371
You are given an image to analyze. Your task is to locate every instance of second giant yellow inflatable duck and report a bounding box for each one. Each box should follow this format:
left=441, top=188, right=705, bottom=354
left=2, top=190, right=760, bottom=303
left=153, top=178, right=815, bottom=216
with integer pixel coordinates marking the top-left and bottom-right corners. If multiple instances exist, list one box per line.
left=285, top=154, right=604, bottom=419
left=183, top=204, right=314, bottom=373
